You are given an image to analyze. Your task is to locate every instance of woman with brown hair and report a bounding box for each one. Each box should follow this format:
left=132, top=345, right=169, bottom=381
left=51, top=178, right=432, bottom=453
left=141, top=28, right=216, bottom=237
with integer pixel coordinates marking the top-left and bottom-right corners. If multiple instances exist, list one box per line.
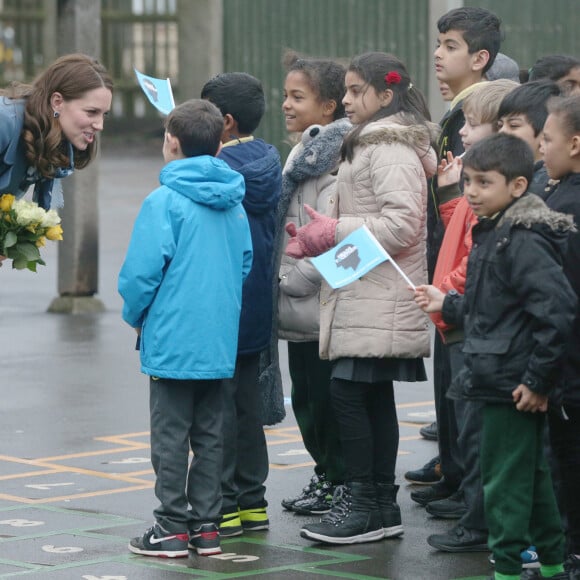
left=0, top=53, right=113, bottom=211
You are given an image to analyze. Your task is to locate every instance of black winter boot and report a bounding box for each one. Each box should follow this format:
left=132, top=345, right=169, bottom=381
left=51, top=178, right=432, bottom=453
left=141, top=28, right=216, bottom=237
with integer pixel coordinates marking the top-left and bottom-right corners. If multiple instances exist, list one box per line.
left=375, top=482, right=404, bottom=537
left=300, top=482, right=384, bottom=544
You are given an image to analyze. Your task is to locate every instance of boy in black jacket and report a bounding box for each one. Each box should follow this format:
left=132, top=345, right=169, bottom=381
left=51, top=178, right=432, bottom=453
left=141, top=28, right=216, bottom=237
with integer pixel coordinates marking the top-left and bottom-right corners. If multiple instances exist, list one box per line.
left=542, top=95, right=580, bottom=576
left=201, top=72, right=282, bottom=537
left=414, top=133, right=576, bottom=580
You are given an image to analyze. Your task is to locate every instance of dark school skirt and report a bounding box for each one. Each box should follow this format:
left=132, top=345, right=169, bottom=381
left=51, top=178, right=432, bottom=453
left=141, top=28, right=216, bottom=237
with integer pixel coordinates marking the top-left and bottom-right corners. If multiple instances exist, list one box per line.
left=331, top=356, right=427, bottom=384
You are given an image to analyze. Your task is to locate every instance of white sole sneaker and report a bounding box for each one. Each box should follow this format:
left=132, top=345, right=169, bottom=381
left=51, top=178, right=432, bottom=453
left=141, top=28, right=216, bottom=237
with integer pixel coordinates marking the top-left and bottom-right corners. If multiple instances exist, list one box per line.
left=300, top=527, right=385, bottom=545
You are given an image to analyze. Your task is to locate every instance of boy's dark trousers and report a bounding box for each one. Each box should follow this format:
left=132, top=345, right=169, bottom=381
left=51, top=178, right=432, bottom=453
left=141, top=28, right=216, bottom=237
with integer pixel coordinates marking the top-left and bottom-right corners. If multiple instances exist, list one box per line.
left=549, top=405, right=580, bottom=555
left=481, top=403, right=565, bottom=575
left=288, top=341, right=344, bottom=483
left=435, top=334, right=462, bottom=491
left=448, top=342, right=486, bottom=532
left=221, top=353, right=269, bottom=513
left=150, top=377, right=223, bottom=533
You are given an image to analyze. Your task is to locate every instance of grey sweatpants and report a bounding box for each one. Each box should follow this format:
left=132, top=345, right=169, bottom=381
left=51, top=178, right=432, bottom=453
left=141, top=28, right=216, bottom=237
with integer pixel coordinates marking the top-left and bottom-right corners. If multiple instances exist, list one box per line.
left=150, top=377, right=223, bottom=532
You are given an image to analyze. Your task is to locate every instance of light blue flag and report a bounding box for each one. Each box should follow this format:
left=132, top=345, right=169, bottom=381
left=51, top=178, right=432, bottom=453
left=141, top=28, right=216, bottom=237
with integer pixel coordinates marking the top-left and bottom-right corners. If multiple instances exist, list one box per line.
left=311, top=225, right=416, bottom=290
left=134, top=68, right=175, bottom=115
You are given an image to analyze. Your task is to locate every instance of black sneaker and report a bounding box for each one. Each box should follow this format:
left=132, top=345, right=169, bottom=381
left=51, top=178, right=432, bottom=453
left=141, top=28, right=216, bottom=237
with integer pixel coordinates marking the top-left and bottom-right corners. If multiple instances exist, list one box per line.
left=410, top=481, right=455, bottom=506
left=404, top=456, right=442, bottom=485
left=219, top=510, right=243, bottom=537
left=281, top=473, right=325, bottom=511
left=188, top=523, right=221, bottom=556
left=427, top=524, right=488, bottom=552
left=239, top=506, right=269, bottom=531
left=425, top=490, right=467, bottom=519
left=293, top=481, right=335, bottom=515
left=420, top=421, right=438, bottom=441
left=128, top=522, right=188, bottom=558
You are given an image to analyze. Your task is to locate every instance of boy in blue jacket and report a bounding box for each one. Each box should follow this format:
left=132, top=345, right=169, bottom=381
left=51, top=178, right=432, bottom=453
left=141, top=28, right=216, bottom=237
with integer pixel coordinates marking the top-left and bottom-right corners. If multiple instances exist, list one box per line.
left=119, top=99, right=253, bottom=558
left=414, top=133, right=576, bottom=580
left=201, top=72, right=282, bottom=537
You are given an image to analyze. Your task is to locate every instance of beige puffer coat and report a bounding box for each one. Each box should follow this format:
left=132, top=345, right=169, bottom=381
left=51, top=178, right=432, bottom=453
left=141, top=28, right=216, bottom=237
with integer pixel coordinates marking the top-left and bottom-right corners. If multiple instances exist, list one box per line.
left=278, top=142, right=335, bottom=341
left=319, top=116, right=438, bottom=361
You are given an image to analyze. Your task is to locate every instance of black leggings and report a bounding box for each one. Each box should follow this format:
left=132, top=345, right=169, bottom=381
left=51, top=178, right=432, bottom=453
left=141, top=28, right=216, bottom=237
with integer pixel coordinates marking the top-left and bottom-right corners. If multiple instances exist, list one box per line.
left=330, top=378, right=399, bottom=484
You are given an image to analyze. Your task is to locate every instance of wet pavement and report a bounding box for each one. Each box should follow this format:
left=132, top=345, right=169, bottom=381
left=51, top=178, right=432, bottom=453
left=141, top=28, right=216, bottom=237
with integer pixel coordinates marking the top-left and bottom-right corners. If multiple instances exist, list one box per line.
left=0, top=142, right=493, bottom=579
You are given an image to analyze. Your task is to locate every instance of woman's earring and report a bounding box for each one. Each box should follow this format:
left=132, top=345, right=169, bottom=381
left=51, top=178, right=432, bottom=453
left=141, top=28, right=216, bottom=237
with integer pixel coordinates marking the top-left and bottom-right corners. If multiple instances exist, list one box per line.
left=53, top=110, right=60, bottom=118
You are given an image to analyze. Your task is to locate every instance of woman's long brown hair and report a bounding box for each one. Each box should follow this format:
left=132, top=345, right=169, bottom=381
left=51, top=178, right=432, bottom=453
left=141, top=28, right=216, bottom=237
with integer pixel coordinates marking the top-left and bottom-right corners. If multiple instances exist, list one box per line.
left=3, top=53, right=113, bottom=178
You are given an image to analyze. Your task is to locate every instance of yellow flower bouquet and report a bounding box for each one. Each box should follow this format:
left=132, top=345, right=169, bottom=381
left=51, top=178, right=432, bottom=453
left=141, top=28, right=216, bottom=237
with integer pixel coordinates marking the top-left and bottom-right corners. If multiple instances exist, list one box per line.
left=0, top=194, right=63, bottom=271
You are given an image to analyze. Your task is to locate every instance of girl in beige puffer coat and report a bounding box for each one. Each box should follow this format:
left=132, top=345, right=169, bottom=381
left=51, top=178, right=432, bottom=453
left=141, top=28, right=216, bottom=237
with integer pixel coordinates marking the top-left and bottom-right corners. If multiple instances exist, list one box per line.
left=288, top=52, right=438, bottom=546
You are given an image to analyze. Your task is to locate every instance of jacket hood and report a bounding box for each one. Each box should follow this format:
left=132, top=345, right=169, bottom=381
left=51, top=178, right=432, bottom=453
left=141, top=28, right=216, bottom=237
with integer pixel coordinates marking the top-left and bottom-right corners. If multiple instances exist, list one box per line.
left=159, top=155, right=245, bottom=210
left=499, top=192, right=576, bottom=235
left=357, top=116, right=439, bottom=178
left=219, top=139, right=282, bottom=215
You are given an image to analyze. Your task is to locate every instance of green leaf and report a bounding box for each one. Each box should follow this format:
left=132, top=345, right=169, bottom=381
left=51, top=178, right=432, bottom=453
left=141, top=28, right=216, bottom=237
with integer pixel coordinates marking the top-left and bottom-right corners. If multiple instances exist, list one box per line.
left=26, top=261, right=38, bottom=272
left=19, top=231, right=37, bottom=242
left=15, top=242, right=40, bottom=261
left=4, top=231, right=17, bottom=248
left=12, top=258, right=28, bottom=270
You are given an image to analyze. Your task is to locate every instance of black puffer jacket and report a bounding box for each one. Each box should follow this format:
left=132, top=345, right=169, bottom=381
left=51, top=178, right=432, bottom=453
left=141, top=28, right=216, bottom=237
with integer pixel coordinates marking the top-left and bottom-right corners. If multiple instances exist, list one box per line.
left=443, top=193, right=577, bottom=403
left=544, top=173, right=580, bottom=406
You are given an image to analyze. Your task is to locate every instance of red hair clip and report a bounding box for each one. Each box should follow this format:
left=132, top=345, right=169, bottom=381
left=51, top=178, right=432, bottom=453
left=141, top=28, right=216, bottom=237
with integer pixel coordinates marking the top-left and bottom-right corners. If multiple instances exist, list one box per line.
left=385, top=71, right=402, bottom=85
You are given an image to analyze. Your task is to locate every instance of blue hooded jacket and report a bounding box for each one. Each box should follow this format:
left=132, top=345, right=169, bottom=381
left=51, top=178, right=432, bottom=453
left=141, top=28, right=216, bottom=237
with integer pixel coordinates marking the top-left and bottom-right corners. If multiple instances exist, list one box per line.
left=118, top=155, right=253, bottom=379
left=219, top=139, right=282, bottom=355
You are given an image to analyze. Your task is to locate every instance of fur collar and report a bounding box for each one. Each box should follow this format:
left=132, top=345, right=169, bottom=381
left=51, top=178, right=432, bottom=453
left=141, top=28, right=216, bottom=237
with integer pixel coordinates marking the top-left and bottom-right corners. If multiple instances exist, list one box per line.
left=284, top=117, right=352, bottom=184
left=357, top=118, right=439, bottom=148
left=355, top=116, right=439, bottom=178
left=277, top=117, right=352, bottom=226
left=499, top=192, right=576, bottom=233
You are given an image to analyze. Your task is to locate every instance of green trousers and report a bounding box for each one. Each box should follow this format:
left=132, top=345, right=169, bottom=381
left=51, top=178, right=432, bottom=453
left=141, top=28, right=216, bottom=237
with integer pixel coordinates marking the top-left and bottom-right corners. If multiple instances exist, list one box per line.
left=481, top=403, right=564, bottom=575
left=287, top=341, right=344, bottom=483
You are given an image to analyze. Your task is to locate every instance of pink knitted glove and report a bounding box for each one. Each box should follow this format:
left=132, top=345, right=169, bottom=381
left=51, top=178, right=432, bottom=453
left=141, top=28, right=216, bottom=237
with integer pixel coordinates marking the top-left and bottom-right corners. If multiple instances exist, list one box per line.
left=296, top=204, right=338, bottom=257
left=285, top=222, right=306, bottom=259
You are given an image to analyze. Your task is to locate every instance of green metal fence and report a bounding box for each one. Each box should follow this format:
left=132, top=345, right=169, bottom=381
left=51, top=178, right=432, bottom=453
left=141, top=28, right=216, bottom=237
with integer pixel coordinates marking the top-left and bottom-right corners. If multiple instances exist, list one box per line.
left=0, top=0, right=47, bottom=82
left=1, top=0, right=579, bottom=153
left=101, top=0, right=177, bottom=124
left=469, top=0, right=580, bottom=72
left=222, top=0, right=430, bottom=159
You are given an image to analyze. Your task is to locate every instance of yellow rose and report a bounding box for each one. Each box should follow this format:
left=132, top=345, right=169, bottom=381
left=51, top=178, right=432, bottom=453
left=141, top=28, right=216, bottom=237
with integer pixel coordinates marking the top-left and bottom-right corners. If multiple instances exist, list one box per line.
left=46, top=225, right=63, bottom=241
left=36, top=236, right=46, bottom=248
left=0, top=194, right=15, bottom=212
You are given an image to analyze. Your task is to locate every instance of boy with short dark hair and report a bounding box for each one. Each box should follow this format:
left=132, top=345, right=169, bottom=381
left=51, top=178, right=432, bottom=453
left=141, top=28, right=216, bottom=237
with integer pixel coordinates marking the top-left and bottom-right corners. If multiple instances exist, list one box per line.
left=498, top=80, right=562, bottom=197
left=434, top=6, right=502, bottom=160
left=119, top=98, right=253, bottom=558
left=529, top=54, right=580, bottom=95
left=201, top=73, right=282, bottom=537
left=412, top=3, right=503, bottom=509
left=415, top=132, right=577, bottom=580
